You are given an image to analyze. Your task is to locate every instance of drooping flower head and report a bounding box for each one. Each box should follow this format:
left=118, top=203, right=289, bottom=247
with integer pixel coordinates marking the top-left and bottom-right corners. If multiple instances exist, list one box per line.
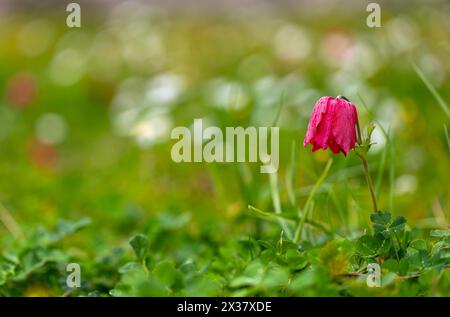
left=303, top=96, right=358, bottom=155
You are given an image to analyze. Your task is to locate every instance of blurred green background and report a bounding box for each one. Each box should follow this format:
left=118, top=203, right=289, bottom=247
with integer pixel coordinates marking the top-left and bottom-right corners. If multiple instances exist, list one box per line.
left=0, top=0, right=449, bottom=296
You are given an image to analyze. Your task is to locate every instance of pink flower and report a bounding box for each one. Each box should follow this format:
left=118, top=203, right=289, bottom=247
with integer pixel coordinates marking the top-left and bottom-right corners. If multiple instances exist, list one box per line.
left=303, top=96, right=358, bottom=155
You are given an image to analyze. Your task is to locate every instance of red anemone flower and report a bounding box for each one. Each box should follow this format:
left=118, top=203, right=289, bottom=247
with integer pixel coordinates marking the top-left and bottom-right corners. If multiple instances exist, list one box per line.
left=303, top=96, right=358, bottom=155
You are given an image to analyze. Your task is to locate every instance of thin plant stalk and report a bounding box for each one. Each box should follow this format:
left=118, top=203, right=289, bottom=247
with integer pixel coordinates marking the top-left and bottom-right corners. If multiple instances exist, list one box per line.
left=355, top=117, right=379, bottom=213
left=270, top=172, right=293, bottom=239
left=358, top=152, right=378, bottom=213
left=294, top=159, right=333, bottom=243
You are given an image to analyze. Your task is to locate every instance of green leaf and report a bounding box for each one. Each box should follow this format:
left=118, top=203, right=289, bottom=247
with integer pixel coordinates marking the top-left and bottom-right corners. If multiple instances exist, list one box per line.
left=409, top=239, right=427, bottom=251
left=356, top=234, right=389, bottom=258
left=370, top=212, right=407, bottom=239
left=289, top=267, right=332, bottom=293
left=129, top=234, right=149, bottom=262
left=27, top=218, right=91, bottom=246
left=153, top=260, right=177, bottom=287
left=118, top=262, right=142, bottom=274
left=398, top=258, right=409, bottom=275
left=229, top=260, right=265, bottom=288
left=260, top=249, right=276, bottom=264
left=356, top=235, right=379, bottom=257
left=258, top=240, right=276, bottom=251
left=158, top=212, right=191, bottom=230
left=14, top=249, right=67, bottom=281
left=0, top=262, right=16, bottom=286
left=407, top=250, right=428, bottom=271
left=285, top=249, right=308, bottom=270
left=376, top=235, right=392, bottom=256
left=389, top=216, right=406, bottom=234
left=371, top=211, right=391, bottom=236
left=382, top=258, right=409, bottom=275
left=440, top=249, right=450, bottom=259
left=260, top=266, right=289, bottom=288
left=383, top=259, right=398, bottom=272
left=55, top=217, right=91, bottom=240
left=186, top=275, right=222, bottom=296
left=430, top=229, right=450, bottom=238
left=370, top=211, right=391, bottom=225
left=117, top=274, right=167, bottom=296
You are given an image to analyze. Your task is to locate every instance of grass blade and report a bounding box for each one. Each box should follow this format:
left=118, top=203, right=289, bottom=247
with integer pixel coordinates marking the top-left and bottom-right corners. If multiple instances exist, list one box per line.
left=294, top=158, right=333, bottom=243
left=445, top=124, right=450, bottom=150
left=286, top=140, right=297, bottom=207
left=248, top=205, right=333, bottom=237
left=413, top=63, right=450, bottom=118
left=248, top=205, right=296, bottom=224
left=269, top=172, right=293, bottom=239
left=272, top=90, right=286, bottom=126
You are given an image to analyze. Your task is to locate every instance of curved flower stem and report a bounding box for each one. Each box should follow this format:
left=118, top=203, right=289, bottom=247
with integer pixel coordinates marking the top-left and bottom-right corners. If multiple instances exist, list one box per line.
left=357, top=152, right=378, bottom=213
left=355, top=117, right=378, bottom=213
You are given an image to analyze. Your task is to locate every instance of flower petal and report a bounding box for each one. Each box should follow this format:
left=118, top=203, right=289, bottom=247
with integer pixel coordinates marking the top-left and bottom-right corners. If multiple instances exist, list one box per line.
left=331, top=98, right=357, bottom=155
left=303, top=96, right=333, bottom=147
left=329, top=139, right=342, bottom=154
left=313, top=100, right=336, bottom=150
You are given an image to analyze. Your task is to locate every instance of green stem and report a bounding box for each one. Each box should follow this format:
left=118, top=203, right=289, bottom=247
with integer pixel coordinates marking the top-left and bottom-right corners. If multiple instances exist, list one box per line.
left=294, top=159, right=333, bottom=243
left=356, top=118, right=363, bottom=145
left=294, top=202, right=313, bottom=244
left=355, top=113, right=378, bottom=213
left=358, top=152, right=378, bottom=213
left=270, top=172, right=293, bottom=240
left=248, top=205, right=333, bottom=237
